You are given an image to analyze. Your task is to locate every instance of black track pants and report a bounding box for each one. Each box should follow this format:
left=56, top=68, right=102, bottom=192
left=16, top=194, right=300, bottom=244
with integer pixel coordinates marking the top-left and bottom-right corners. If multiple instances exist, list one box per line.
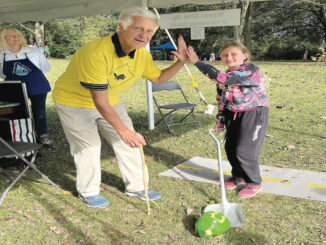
left=224, top=107, right=269, bottom=185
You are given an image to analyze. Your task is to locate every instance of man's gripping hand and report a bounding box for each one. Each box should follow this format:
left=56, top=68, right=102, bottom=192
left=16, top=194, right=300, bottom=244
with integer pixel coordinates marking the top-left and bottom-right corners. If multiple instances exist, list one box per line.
left=120, top=129, right=146, bottom=148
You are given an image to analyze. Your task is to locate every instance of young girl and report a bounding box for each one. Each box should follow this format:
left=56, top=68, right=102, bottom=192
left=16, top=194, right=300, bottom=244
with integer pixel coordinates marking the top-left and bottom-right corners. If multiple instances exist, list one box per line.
left=187, top=42, right=269, bottom=198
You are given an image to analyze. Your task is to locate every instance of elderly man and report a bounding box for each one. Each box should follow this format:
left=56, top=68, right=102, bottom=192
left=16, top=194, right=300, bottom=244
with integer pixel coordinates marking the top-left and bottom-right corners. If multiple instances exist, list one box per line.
left=52, top=7, right=188, bottom=208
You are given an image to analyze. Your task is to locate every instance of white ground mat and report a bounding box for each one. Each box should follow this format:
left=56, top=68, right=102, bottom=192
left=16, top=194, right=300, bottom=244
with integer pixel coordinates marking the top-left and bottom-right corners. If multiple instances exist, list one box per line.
left=159, top=156, right=326, bottom=202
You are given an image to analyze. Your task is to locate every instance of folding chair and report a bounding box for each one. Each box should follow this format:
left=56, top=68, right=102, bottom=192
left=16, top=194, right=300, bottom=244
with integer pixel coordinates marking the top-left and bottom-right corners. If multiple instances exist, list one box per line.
left=0, top=81, right=56, bottom=205
left=152, top=80, right=201, bottom=132
left=0, top=137, right=56, bottom=205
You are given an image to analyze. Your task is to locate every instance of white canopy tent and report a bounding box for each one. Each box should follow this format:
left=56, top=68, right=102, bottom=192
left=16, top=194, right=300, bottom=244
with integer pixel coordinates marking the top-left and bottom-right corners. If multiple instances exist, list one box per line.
left=0, top=0, right=234, bottom=23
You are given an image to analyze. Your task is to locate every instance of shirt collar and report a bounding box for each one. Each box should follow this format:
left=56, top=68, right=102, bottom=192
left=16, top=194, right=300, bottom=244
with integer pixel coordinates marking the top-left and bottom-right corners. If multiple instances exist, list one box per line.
left=3, top=47, right=28, bottom=54
left=112, top=33, right=135, bottom=59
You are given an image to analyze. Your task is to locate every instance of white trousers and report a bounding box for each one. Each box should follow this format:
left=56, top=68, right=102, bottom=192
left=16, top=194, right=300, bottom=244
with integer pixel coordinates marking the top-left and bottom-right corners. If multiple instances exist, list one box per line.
left=55, top=102, right=147, bottom=197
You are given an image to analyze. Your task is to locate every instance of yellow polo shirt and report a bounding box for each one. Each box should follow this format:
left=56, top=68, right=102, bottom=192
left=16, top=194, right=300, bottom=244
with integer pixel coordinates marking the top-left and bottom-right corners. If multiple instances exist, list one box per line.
left=52, top=34, right=161, bottom=108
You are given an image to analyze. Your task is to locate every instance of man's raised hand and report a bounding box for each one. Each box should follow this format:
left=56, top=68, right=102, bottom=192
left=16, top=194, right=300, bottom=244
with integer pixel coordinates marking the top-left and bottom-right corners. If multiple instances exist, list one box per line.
left=171, top=36, right=187, bottom=63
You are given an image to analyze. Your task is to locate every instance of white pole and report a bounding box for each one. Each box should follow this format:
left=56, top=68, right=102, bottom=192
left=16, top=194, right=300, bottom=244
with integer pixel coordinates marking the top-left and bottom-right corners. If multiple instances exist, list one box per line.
left=141, top=1, right=155, bottom=130
left=146, top=43, right=155, bottom=130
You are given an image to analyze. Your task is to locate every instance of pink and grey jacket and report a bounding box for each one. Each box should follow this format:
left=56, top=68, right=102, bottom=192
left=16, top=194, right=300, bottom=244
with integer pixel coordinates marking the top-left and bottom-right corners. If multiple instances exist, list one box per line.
left=195, top=61, right=269, bottom=121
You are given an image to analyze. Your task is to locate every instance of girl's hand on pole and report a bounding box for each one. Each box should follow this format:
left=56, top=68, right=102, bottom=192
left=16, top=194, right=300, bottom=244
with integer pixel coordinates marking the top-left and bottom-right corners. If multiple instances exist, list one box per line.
left=187, top=46, right=200, bottom=64
left=214, top=121, right=225, bottom=134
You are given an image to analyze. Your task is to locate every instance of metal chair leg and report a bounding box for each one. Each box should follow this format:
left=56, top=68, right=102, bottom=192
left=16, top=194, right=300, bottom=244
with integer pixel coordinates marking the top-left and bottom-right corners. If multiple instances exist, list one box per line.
left=0, top=165, right=30, bottom=205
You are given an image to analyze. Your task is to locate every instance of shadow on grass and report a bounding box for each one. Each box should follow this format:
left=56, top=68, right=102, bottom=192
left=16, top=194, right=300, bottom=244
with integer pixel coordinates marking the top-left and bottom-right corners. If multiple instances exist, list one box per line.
left=268, top=125, right=324, bottom=139
left=24, top=182, right=142, bottom=245
left=223, top=230, right=267, bottom=245
left=182, top=214, right=198, bottom=236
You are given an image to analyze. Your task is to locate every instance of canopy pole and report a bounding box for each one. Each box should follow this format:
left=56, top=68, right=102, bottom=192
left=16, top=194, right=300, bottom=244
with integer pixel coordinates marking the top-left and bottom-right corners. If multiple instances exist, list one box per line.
left=146, top=42, right=155, bottom=130
left=141, top=2, right=155, bottom=130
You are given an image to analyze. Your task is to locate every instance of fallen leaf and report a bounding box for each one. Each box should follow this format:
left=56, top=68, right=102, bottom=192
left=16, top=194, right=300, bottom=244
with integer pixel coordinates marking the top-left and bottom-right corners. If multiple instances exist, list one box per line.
left=111, top=158, right=118, bottom=163
left=49, top=226, right=64, bottom=235
left=286, top=145, right=296, bottom=150
left=186, top=208, right=194, bottom=215
left=86, top=231, right=94, bottom=240
left=145, top=156, right=153, bottom=163
left=57, top=241, right=70, bottom=245
left=167, top=234, right=178, bottom=242
left=1, top=215, right=14, bottom=221
left=49, top=226, right=58, bottom=233
left=23, top=214, right=32, bottom=219
left=138, top=221, right=146, bottom=228
left=40, top=193, right=47, bottom=198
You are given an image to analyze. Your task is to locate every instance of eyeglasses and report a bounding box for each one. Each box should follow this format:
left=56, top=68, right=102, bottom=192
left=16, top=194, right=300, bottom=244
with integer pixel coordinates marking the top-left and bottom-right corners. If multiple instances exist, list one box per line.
left=5, top=35, right=22, bottom=39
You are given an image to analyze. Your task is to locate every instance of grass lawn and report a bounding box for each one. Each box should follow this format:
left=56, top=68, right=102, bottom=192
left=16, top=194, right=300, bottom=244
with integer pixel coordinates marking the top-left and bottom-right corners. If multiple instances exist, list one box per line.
left=0, top=59, right=325, bottom=244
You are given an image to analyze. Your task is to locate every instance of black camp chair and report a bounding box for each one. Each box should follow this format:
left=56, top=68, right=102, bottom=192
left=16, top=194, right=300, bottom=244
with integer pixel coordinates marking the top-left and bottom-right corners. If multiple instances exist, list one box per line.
left=0, top=137, right=56, bottom=205
left=152, top=81, right=201, bottom=132
left=0, top=81, right=56, bottom=206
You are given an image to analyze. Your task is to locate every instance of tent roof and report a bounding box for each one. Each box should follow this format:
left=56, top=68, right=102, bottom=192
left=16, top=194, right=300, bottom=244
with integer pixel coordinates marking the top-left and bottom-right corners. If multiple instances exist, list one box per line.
left=0, top=0, right=233, bottom=24
left=151, top=42, right=176, bottom=50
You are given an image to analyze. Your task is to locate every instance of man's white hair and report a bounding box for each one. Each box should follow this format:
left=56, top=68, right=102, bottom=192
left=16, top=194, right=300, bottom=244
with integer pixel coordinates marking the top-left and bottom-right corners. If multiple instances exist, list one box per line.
left=117, top=7, right=159, bottom=32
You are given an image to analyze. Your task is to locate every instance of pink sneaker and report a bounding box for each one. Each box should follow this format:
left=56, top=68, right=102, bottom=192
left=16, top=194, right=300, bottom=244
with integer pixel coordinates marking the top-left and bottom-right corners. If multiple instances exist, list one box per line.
left=224, top=177, right=246, bottom=190
left=238, top=184, right=262, bottom=198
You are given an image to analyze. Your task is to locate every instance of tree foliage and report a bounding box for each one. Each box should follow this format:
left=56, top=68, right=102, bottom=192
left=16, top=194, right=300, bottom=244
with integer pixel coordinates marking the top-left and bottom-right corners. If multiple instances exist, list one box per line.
left=152, top=1, right=325, bottom=60
left=44, top=14, right=118, bottom=58
left=251, top=0, right=326, bottom=59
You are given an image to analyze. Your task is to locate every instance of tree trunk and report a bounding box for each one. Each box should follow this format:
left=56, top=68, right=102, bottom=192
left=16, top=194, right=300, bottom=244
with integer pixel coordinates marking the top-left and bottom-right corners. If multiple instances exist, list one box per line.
left=233, top=0, right=240, bottom=41
left=34, top=22, right=45, bottom=47
left=233, top=0, right=250, bottom=42
left=302, top=47, right=308, bottom=60
left=239, top=0, right=250, bottom=38
left=322, top=6, right=326, bottom=45
left=243, top=2, right=253, bottom=51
